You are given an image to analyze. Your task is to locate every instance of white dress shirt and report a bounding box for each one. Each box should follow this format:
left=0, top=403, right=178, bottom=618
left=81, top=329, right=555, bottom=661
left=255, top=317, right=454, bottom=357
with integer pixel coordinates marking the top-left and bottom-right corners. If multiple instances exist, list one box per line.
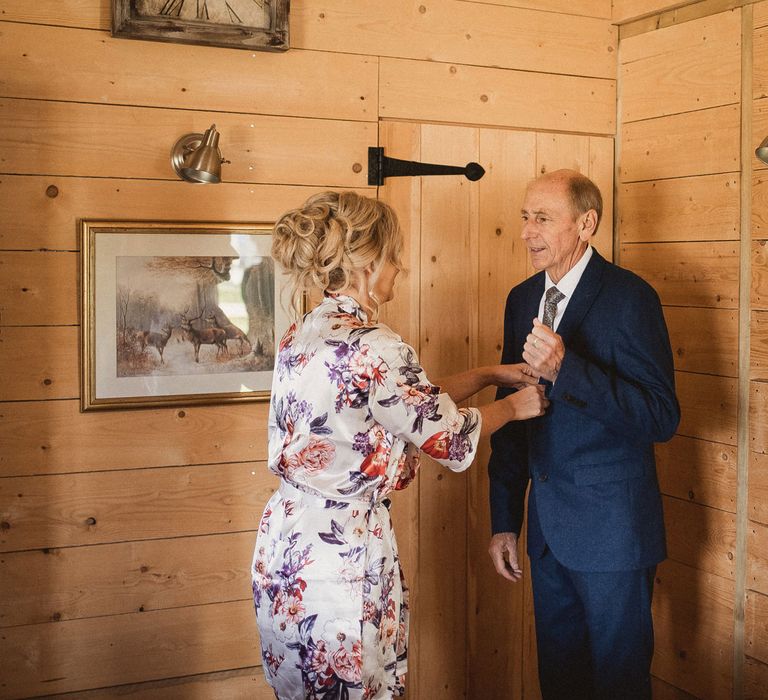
left=537, top=245, right=593, bottom=332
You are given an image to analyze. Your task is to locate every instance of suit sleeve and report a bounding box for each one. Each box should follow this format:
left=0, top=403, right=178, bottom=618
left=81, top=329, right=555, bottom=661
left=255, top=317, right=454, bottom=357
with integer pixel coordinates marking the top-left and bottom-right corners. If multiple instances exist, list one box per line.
left=487, top=291, right=530, bottom=535
left=550, top=280, right=680, bottom=444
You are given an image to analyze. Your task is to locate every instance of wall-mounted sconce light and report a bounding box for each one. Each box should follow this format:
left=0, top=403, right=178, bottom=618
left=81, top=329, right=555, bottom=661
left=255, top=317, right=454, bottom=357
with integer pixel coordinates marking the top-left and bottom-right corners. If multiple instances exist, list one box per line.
left=368, top=147, right=485, bottom=186
left=171, top=124, right=228, bottom=183
left=757, top=136, right=768, bottom=165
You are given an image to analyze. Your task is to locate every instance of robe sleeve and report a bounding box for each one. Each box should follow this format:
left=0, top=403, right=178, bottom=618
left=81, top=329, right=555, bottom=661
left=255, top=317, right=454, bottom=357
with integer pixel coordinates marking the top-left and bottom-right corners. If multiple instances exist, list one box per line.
left=367, top=331, right=482, bottom=473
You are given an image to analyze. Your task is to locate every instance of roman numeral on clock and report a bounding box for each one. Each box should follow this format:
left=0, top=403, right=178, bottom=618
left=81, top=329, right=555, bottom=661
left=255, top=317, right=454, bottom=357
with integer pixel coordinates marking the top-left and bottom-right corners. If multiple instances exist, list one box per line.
left=159, top=0, right=185, bottom=16
left=226, top=2, right=242, bottom=23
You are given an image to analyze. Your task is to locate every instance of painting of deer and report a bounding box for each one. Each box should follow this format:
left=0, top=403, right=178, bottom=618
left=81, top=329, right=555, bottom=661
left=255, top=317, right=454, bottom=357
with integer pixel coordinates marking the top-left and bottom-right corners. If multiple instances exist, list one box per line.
left=138, top=324, right=173, bottom=364
left=205, top=314, right=250, bottom=355
left=180, top=310, right=228, bottom=363
left=112, top=239, right=278, bottom=381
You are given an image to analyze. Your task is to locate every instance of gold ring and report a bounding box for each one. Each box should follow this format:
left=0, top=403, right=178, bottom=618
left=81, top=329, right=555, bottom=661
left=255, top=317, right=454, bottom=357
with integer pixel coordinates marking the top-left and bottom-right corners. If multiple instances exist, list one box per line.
left=533, top=339, right=540, bottom=349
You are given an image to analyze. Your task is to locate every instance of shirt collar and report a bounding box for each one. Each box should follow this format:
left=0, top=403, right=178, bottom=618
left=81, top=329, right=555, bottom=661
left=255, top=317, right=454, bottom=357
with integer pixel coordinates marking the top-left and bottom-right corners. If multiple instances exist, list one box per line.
left=544, top=245, right=593, bottom=299
left=324, top=292, right=370, bottom=323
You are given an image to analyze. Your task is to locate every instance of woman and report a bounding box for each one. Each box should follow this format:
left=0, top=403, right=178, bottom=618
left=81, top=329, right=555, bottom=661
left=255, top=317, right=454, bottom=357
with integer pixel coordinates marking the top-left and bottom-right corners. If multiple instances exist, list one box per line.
left=252, top=191, right=547, bottom=699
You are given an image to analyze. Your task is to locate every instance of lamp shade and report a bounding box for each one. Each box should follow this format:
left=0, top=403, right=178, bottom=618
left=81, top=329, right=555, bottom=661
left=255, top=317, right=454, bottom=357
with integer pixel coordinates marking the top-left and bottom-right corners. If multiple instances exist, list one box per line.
left=757, top=135, right=768, bottom=165
left=171, top=124, right=225, bottom=183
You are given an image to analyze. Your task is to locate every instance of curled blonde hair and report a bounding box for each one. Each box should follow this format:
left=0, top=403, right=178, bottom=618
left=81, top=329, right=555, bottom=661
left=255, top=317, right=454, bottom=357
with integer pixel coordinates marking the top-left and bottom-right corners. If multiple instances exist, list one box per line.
left=271, top=191, right=403, bottom=317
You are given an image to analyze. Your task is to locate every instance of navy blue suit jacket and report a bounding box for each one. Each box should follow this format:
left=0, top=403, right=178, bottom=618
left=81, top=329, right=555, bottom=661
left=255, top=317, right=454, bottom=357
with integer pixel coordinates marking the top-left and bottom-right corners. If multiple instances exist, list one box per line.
left=488, top=250, right=680, bottom=572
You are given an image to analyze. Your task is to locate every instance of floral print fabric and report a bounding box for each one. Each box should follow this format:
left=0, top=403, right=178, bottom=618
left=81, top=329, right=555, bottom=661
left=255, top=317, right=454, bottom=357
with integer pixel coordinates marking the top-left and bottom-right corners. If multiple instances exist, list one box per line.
left=253, top=295, right=482, bottom=699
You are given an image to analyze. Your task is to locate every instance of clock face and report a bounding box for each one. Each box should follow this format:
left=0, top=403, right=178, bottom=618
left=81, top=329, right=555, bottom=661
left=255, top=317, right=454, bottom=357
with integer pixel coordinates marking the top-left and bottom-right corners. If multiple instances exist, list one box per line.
left=134, top=0, right=269, bottom=28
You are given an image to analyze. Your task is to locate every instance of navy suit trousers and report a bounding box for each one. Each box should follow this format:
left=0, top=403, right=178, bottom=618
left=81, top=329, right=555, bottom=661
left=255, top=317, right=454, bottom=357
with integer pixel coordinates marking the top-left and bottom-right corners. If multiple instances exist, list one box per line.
left=530, top=545, right=656, bottom=700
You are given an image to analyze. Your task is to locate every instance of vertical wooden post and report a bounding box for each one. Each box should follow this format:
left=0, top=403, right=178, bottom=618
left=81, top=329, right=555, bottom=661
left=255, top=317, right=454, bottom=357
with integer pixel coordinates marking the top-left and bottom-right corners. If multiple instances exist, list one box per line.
left=736, top=5, right=753, bottom=699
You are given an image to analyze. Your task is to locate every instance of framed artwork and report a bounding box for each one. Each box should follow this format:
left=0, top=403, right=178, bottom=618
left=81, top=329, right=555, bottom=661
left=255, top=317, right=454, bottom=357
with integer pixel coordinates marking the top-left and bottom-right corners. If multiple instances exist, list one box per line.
left=80, top=220, right=294, bottom=411
left=112, top=0, right=289, bottom=52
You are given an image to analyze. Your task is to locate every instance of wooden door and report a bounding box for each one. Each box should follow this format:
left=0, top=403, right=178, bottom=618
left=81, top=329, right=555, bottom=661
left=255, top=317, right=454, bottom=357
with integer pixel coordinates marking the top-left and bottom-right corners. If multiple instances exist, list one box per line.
left=378, top=121, right=614, bottom=700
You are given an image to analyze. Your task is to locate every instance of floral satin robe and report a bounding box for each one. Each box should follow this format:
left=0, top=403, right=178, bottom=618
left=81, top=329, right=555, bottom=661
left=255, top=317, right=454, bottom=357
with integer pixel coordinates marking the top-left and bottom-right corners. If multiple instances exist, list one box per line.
left=252, top=295, right=482, bottom=699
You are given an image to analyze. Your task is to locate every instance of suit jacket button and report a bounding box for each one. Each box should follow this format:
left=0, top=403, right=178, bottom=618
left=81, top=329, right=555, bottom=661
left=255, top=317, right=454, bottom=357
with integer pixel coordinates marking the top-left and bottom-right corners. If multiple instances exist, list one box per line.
left=538, top=474, right=549, bottom=482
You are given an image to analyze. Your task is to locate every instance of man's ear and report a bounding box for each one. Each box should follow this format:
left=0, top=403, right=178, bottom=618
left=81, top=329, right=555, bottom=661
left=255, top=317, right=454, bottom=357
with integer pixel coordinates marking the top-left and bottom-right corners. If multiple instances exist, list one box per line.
left=578, top=209, right=598, bottom=240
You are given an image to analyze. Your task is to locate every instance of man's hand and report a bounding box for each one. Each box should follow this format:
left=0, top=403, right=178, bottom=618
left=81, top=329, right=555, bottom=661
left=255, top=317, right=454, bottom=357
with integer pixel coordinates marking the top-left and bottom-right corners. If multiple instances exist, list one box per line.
left=523, top=317, right=565, bottom=383
left=493, top=362, right=540, bottom=390
left=488, top=532, right=523, bottom=582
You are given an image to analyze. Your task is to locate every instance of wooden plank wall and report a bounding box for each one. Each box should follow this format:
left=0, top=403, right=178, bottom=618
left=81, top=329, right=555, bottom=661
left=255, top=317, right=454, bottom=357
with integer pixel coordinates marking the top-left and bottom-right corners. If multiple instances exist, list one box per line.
left=617, top=4, right=750, bottom=699
left=613, top=0, right=691, bottom=22
left=0, top=1, right=616, bottom=698
left=615, top=0, right=768, bottom=28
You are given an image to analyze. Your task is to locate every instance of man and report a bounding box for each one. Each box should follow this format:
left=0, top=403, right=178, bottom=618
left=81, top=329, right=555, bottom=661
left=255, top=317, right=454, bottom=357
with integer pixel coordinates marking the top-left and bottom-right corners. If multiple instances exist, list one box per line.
left=488, top=169, right=679, bottom=699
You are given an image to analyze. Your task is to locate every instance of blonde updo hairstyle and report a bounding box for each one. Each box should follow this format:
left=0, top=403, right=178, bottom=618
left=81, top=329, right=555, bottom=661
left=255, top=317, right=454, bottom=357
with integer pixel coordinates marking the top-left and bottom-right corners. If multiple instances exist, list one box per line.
left=271, top=191, right=403, bottom=317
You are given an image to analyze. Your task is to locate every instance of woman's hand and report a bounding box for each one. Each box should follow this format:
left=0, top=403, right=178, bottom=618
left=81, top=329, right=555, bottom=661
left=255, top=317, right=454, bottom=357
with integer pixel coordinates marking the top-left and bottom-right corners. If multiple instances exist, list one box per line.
left=478, top=384, right=549, bottom=437
left=493, top=362, right=540, bottom=389
left=507, top=385, right=548, bottom=420
left=437, top=363, right=538, bottom=403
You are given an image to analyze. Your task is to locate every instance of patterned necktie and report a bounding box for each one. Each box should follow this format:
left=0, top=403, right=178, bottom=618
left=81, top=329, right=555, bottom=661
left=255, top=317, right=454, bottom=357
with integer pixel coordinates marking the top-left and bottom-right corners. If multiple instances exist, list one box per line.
left=542, top=286, right=565, bottom=329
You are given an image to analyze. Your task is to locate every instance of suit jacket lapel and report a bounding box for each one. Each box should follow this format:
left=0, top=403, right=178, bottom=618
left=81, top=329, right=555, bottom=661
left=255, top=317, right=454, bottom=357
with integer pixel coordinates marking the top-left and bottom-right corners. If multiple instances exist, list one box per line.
left=555, top=249, right=607, bottom=344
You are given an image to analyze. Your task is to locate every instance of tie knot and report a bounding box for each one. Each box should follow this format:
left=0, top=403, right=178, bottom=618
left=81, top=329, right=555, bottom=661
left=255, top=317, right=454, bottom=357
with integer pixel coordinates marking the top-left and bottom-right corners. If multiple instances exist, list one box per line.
left=545, top=286, right=565, bottom=305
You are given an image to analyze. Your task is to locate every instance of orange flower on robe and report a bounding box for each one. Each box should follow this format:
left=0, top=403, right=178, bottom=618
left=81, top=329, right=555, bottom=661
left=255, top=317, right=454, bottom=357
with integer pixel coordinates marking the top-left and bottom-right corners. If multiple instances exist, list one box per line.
left=360, top=448, right=389, bottom=477
left=420, top=431, right=451, bottom=460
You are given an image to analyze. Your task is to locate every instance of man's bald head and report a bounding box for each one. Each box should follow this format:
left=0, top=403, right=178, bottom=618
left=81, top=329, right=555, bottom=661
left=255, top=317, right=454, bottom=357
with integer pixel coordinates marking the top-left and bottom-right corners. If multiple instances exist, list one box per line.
left=531, top=169, right=603, bottom=235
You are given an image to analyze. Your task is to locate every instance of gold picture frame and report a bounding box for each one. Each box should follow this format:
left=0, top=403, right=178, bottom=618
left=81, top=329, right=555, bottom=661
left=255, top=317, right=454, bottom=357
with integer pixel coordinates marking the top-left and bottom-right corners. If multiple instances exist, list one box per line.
left=80, top=220, right=294, bottom=411
left=112, top=0, right=289, bottom=52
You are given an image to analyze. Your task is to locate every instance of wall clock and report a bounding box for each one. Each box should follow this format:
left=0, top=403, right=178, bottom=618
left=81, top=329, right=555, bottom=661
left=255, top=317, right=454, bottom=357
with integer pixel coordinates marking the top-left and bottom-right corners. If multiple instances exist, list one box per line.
left=112, top=0, right=289, bottom=52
